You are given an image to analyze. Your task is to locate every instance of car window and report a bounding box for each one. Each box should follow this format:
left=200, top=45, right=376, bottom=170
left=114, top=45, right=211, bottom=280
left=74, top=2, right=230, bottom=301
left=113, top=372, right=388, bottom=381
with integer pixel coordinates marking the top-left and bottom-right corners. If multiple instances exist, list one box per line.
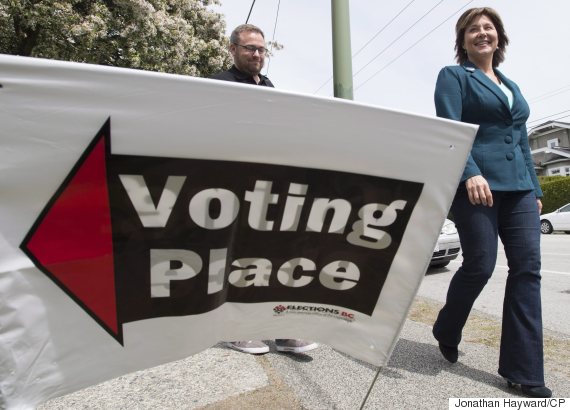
left=560, top=204, right=570, bottom=213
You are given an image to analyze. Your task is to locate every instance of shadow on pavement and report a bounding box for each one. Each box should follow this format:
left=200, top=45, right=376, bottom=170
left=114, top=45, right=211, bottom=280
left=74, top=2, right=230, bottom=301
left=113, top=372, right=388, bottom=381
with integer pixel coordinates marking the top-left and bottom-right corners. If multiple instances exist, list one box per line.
left=388, top=338, right=505, bottom=389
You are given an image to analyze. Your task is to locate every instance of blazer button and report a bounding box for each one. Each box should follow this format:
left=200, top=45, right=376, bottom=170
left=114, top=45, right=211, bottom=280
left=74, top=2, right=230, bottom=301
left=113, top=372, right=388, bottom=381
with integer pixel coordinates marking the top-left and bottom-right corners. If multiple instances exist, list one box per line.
left=504, top=136, right=513, bottom=143
left=506, top=152, right=514, bottom=160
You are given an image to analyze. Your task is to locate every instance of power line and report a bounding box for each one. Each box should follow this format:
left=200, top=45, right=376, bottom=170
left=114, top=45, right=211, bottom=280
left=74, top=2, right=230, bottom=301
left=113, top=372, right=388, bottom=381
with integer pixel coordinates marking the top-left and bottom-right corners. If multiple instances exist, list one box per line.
left=245, top=0, right=256, bottom=24
left=355, top=0, right=474, bottom=91
left=353, top=0, right=417, bottom=59
left=352, top=0, right=446, bottom=78
left=528, top=114, right=570, bottom=130
left=529, top=84, right=570, bottom=104
left=552, top=114, right=570, bottom=122
left=313, top=0, right=417, bottom=94
left=527, top=109, right=570, bottom=125
left=265, top=0, right=282, bottom=76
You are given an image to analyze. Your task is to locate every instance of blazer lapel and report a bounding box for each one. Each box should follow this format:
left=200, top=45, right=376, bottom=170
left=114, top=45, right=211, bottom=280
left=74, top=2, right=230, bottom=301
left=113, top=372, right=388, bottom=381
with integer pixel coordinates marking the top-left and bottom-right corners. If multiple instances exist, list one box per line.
left=463, top=62, right=511, bottom=113
left=496, top=70, right=519, bottom=107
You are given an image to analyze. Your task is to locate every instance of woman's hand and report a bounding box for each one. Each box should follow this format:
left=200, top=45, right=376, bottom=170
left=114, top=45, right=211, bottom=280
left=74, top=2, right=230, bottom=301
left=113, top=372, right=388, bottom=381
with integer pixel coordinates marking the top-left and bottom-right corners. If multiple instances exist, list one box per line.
left=537, top=199, right=543, bottom=214
left=465, top=175, right=493, bottom=207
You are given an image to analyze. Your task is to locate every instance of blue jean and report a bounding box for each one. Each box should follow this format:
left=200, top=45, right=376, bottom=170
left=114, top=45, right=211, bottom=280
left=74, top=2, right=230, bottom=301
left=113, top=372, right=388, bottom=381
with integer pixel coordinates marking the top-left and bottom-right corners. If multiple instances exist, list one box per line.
left=432, top=188, right=545, bottom=386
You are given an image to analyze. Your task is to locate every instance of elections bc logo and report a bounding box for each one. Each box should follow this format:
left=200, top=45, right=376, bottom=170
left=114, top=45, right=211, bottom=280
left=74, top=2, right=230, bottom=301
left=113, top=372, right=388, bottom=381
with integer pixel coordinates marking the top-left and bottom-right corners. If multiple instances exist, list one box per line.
left=274, top=305, right=287, bottom=314
left=273, top=304, right=356, bottom=322
left=21, top=119, right=423, bottom=342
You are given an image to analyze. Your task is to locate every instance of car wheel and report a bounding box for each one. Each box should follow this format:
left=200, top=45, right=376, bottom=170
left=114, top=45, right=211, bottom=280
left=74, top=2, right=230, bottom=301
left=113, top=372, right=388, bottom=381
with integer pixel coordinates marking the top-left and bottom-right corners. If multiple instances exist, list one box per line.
left=540, top=220, right=553, bottom=234
left=430, top=261, right=450, bottom=268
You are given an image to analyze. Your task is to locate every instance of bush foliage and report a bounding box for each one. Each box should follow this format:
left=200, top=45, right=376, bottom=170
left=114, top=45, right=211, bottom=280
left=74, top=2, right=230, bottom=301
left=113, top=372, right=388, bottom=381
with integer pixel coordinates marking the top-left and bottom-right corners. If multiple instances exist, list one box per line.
left=539, top=177, right=570, bottom=213
left=0, top=0, right=232, bottom=77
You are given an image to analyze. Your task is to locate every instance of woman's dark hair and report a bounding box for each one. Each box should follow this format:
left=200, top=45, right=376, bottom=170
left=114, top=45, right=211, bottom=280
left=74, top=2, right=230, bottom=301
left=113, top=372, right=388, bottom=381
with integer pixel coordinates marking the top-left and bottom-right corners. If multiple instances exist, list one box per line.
left=455, top=7, right=509, bottom=67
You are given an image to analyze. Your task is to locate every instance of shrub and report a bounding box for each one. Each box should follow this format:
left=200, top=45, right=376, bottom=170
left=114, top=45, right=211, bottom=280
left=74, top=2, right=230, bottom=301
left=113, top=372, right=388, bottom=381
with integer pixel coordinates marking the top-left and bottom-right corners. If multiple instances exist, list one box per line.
left=540, top=177, right=570, bottom=213
left=538, top=175, right=566, bottom=185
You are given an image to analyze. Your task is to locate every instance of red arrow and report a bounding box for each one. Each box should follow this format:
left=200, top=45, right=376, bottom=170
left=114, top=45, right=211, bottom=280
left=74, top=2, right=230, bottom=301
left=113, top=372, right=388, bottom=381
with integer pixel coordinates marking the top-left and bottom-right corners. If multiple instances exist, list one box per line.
left=22, top=119, right=119, bottom=339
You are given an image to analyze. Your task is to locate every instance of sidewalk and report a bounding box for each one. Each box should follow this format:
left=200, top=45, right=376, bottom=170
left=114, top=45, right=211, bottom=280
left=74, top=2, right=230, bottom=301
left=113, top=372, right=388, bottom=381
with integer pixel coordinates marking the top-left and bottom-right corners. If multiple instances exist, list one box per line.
left=38, top=298, right=570, bottom=410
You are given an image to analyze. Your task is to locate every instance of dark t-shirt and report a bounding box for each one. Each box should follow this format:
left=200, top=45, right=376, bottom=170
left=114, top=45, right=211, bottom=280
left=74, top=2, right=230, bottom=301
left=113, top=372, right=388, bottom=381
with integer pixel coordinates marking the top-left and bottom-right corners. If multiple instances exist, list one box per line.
left=210, top=65, right=275, bottom=87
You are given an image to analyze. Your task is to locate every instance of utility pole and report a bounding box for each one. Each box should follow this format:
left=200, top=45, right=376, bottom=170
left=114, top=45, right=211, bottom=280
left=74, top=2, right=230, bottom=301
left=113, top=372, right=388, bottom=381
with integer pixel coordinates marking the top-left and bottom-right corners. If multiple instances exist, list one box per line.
left=331, top=0, right=353, bottom=100
left=332, top=7, right=381, bottom=409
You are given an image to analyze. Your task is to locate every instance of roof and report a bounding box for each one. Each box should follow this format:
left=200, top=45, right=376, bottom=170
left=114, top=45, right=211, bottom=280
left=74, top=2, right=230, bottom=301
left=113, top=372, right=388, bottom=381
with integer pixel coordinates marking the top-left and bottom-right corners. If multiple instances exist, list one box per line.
left=531, top=146, right=570, bottom=166
left=528, top=120, right=570, bottom=136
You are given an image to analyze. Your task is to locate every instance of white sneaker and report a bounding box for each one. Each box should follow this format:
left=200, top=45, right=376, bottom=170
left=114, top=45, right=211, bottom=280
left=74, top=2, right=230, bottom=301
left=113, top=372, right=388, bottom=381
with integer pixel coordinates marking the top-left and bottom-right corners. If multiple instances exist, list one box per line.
left=226, top=341, right=269, bottom=354
left=275, top=339, right=318, bottom=353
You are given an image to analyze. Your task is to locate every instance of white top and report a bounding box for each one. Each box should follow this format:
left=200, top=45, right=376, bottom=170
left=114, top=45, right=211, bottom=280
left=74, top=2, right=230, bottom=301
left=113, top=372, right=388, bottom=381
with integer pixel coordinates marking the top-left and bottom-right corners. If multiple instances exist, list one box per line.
left=498, top=81, right=514, bottom=109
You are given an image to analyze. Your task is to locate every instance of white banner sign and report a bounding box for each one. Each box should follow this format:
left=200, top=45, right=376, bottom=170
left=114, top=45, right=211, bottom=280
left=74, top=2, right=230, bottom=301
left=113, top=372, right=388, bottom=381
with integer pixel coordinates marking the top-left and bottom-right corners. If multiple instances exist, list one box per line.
left=0, top=55, right=477, bottom=409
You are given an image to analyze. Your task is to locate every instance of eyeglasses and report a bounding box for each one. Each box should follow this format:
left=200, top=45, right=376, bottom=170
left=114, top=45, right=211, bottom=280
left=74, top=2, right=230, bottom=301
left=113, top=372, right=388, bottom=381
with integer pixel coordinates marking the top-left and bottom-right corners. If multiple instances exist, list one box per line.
left=233, top=43, right=268, bottom=55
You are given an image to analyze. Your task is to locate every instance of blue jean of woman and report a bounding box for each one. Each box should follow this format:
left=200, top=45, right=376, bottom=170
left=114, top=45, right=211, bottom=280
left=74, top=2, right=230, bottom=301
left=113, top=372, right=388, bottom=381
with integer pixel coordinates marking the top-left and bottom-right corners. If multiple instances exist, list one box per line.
left=432, top=188, right=544, bottom=386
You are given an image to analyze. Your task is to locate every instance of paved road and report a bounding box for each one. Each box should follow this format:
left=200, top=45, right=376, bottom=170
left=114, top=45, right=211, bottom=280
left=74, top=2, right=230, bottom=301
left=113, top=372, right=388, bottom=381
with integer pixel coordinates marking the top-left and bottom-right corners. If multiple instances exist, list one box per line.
left=421, top=233, right=570, bottom=335
left=36, top=234, right=570, bottom=410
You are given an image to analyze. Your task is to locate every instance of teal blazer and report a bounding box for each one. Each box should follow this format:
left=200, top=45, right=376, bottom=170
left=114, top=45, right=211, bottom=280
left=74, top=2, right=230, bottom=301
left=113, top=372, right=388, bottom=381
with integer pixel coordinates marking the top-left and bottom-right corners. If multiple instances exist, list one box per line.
left=434, top=61, right=542, bottom=197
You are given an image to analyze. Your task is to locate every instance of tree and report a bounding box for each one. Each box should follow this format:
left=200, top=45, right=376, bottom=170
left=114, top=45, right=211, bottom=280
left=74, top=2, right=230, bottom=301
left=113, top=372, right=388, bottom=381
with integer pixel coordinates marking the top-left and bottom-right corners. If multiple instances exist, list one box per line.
left=0, top=0, right=232, bottom=77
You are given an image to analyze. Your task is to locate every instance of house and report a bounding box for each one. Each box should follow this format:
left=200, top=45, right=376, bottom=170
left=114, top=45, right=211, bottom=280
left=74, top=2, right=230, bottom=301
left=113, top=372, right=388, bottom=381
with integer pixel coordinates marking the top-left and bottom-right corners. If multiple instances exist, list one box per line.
left=528, top=121, right=570, bottom=176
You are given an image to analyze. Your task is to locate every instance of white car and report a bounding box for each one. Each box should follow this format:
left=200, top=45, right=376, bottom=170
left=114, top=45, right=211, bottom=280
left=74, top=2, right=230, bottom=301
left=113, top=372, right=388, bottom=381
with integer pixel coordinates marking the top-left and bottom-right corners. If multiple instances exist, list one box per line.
left=540, top=203, right=570, bottom=234
left=430, top=219, right=461, bottom=268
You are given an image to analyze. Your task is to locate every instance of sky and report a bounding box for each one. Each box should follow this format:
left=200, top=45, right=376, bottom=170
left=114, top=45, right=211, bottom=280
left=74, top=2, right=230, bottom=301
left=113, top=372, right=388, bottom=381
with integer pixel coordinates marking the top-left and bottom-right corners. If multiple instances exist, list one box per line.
left=211, top=0, right=570, bottom=128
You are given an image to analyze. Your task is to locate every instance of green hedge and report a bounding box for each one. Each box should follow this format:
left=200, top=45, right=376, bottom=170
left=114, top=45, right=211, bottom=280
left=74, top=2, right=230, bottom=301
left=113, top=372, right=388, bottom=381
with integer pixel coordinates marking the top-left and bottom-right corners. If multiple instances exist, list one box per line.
left=538, top=175, right=567, bottom=185
left=539, top=177, right=570, bottom=213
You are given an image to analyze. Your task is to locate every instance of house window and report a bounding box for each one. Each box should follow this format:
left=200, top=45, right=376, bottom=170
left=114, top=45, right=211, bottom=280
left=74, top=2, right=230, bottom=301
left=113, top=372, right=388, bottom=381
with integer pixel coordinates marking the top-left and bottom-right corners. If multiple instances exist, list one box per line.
left=547, top=138, right=559, bottom=148
left=565, top=167, right=570, bottom=176
left=550, top=168, right=560, bottom=175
